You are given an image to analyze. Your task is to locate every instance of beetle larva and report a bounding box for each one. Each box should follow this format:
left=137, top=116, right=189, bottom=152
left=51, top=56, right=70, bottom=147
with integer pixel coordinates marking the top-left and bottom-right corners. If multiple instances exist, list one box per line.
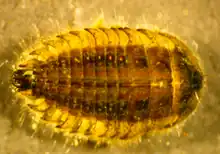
left=11, top=26, right=204, bottom=146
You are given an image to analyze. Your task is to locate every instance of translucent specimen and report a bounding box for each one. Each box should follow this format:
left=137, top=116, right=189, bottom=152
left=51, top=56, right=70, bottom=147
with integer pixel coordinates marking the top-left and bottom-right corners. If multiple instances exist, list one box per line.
left=11, top=26, right=204, bottom=146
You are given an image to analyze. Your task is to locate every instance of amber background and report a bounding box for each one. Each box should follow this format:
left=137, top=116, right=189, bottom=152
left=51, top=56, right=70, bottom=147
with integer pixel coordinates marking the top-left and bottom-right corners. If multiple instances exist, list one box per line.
left=0, top=0, right=220, bottom=153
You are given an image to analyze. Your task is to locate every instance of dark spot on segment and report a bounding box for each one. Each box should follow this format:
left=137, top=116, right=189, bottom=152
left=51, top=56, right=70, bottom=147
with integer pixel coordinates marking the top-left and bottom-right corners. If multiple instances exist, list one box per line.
left=58, top=79, right=68, bottom=85
left=106, top=47, right=116, bottom=67
left=136, top=99, right=149, bottom=111
left=135, top=56, right=148, bottom=68
left=71, top=80, right=83, bottom=87
left=95, top=54, right=105, bottom=67
left=69, top=99, right=81, bottom=110
left=46, top=80, right=53, bottom=84
left=106, top=102, right=118, bottom=120
left=40, top=63, right=48, bottom=69
left=95, top=102, right=107, bottom=115
left=97, top=101, right=129, bottom=121
left=107, top=82, right=117, bottom=88
left=129, top=99, right=150, bottom=121
left=96, top=82, right=106, bottom=87
left=95, top=47, right=106, bottom=67
left=133, top=46, right=148, bottom=68
left=106, top=54, right=115, bottom=67
left=84, top=80, right=95, bottom=87
left=82, top=101, right=94, bottom=115
left=126, top=45, right=148, bottom=68
left=117, top=55, right=127, bottom=66
left=83, top=49, right=95, bottom=65
left=62, top=95, right=72, bottom=106
left=116, top=46, right=127, bottom=67
left=118, top=101, right=129, bottom=120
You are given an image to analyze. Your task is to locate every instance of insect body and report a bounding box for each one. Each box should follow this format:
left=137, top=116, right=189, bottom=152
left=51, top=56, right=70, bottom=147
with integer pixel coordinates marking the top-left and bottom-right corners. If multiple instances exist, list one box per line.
left=11, top=27, right=204, bottom=146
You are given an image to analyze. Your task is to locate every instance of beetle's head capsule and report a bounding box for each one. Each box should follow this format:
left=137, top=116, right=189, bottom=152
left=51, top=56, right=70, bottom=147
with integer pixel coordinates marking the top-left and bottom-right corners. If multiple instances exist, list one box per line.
left=12, top=69, right=35, bottom=92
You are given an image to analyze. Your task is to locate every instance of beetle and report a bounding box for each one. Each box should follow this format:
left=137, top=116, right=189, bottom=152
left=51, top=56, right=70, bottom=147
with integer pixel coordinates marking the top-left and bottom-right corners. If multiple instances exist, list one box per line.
left=11, top=22, right=204, bottom=147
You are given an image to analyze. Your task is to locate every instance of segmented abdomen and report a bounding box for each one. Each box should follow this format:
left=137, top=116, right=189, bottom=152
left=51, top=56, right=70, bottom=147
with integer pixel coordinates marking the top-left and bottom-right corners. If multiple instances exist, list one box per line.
left=31, top=28, right=176, bottom=123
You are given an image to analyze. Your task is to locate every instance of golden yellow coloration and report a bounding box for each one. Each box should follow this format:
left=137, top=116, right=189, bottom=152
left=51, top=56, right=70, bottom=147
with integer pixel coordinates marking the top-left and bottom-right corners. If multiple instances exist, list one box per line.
left=11, top=18, right=204, bottom=147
